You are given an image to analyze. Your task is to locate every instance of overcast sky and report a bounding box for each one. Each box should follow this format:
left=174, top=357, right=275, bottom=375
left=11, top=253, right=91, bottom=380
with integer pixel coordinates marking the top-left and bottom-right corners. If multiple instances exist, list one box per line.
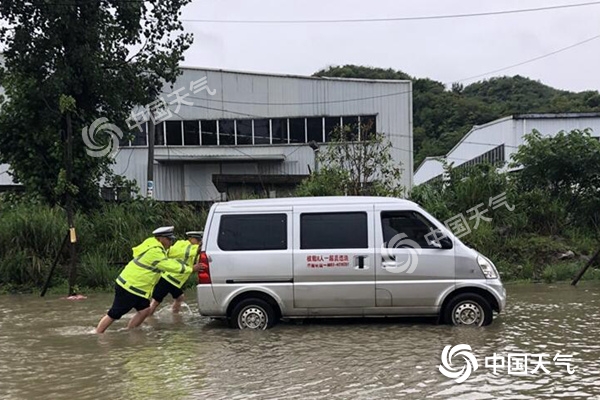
left=179, top=0, right=600, bottom=92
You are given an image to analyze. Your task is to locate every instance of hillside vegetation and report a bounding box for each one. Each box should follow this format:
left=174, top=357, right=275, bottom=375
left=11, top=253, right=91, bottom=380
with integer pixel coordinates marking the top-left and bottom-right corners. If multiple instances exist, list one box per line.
left=314, top=65, right=600, bottom=167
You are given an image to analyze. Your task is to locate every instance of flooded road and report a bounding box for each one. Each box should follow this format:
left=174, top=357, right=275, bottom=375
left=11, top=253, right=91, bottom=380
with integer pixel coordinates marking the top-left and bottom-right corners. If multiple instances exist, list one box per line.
left=0, top=283, right=599, bottom=399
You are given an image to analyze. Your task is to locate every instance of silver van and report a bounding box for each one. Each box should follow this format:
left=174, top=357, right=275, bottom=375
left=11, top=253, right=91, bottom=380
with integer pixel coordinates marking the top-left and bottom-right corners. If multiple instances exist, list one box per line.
left=196, top=196, right=506, bottom=330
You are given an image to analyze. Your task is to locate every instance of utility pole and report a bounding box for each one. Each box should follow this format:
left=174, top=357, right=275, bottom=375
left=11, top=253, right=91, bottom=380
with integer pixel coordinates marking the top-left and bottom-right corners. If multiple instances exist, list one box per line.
left=147, top=117, right=155, bottom=198
left=65, top=111, right=78, bottom=296
left=309, top=140, right=319, bottom=173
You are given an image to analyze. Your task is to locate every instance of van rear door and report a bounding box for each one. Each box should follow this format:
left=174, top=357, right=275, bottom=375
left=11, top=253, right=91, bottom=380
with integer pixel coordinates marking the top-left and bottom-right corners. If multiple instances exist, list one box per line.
left=292, top=205, right=375, bottom=308
left=207, top=209, right=293, bottom=307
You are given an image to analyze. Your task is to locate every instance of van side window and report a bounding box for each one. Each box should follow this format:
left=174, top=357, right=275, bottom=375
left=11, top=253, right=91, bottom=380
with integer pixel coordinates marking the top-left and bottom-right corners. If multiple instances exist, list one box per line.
left=218, top=214, right=287, bottom=251
left=381, top=211, right=439, bottom=249
left=301, top=212, right=368, bottom=249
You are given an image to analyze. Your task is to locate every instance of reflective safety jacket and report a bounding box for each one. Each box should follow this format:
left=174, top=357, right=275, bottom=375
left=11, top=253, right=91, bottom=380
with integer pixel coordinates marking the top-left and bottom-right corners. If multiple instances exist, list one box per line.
left=162, top=240, right=199, bottom=289
left=116, top=237, right=191, bottom=299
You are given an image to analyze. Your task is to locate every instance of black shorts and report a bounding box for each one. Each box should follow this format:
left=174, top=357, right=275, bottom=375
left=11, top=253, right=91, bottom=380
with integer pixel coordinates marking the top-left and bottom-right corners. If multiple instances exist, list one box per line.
left=107, top=283, right=150, bottom=320
left=152, top=277, right=184, bottom=303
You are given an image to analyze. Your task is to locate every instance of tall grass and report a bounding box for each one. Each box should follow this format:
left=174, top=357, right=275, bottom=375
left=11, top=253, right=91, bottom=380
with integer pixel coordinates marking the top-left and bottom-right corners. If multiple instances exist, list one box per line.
left=0, top=199, right=208, bottom=291
left=409, top=164, right=600, bottom=282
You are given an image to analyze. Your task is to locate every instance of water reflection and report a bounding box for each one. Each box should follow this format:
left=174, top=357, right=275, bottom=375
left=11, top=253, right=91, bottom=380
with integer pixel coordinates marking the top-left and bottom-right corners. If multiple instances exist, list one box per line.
left=0, top=283, right=598, bottom=399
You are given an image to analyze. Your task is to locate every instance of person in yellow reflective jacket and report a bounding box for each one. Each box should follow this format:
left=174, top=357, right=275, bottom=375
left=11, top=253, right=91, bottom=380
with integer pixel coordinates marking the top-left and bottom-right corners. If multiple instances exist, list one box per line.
left=149, top=231, right=203, bottom=315
left=95, top=226, right=201, bottom=334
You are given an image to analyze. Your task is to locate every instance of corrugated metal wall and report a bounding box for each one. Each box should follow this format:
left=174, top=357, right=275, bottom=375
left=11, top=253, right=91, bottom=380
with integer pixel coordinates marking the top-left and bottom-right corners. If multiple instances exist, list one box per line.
left=112, top=68, right=413, bottom=201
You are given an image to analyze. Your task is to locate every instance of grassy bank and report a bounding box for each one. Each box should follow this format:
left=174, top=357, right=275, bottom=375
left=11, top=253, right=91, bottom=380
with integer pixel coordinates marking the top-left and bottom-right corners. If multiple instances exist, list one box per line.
left=0, top=199, right=207, bottom=293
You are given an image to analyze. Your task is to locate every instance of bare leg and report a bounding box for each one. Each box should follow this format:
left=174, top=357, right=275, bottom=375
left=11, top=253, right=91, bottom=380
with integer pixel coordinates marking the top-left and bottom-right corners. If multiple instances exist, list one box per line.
left=127, top=308, right=151, bottom=330
left=95, top=315, right=115, bottom=334
left=148, top=299, right=160, bottom=316
left=172, top=294, right=185, bottom=314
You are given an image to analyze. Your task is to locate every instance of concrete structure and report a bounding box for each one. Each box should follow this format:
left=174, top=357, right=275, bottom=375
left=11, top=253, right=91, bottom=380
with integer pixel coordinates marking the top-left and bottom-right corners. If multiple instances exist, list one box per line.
left=110, top=67, right=413, bottom=201
left=414, top=113, right=600, bottom=186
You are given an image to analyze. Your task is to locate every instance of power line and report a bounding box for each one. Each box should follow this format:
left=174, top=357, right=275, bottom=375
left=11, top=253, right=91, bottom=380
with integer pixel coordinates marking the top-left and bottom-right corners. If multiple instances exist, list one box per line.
left=456, top=33, right=600, bottom=83
left=181, top=1, right=600, bottom=24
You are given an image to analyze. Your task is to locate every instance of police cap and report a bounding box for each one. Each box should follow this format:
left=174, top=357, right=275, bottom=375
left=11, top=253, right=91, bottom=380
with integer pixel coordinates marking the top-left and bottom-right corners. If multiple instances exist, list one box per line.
left=153, top=226, right=176, bottom=240
left=186, top=231, right=204, bottom=239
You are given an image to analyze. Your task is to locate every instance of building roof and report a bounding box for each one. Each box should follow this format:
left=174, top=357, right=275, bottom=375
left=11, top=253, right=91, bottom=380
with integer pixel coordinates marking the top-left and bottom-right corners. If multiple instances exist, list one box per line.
left=512, top=112, right=600, bottom=119
left=179, top=65, right=412, bottom=84
left=414, top=156, right=445, bottom=176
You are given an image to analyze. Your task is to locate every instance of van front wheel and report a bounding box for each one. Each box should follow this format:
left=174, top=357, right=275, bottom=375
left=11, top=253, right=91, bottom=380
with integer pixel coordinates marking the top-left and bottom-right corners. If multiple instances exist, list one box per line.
left=230, top=298, right=276, bottom=330
left=444, top=293, right=493, bottom=327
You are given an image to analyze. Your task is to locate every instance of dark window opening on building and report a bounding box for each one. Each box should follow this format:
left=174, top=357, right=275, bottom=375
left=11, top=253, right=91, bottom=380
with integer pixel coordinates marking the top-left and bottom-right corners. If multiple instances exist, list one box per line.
left=360, top=116, right=376, bottom=140
left=289, top=118, right=305, bottom=143
left=219, top=120, right=235, bottom=145
left=307, top=117, right=323, bottom=143
left=236, top=119, right=253, bottom=145
left=342, top=116, right=359, bottom=141
left=154, top=122, right=165, bottom=146
left=166, top=121, right=183, bottom=146
left=254, top=119, right=270, bottom=145
left=325, top=116, right=341, bottom=142
left=183, top=121, right=200, bottom=145
left=131, top=123, right=148, bottom=146
left=272, top=119, right=288, bottom=144
left=119, top=134, right=130, bottom=147
left=133, top=115, right=379, bottom=148
left=201, top=120, right=217, bottom=145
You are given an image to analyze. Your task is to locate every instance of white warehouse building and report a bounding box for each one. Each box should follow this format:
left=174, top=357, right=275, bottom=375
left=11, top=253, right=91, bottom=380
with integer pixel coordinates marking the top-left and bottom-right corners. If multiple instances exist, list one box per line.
left=110, top=67, right=413, bottom=201
left=414, top=113, right=600, bottom=186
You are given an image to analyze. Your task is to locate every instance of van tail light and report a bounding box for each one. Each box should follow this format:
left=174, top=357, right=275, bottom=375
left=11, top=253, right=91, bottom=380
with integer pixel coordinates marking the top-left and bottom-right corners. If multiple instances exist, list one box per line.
left=198, top=251, right=212, bottom=284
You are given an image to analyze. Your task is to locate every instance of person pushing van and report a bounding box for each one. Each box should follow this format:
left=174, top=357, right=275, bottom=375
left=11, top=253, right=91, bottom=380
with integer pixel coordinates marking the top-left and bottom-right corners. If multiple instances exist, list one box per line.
left=148, top=231, right=203, bottom=315
left=95, top=227, right=201, bottom=333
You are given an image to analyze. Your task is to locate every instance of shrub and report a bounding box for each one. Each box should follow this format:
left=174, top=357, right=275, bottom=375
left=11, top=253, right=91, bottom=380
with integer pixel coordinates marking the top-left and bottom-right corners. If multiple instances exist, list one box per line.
left=0, top=198, right=208, bottom=290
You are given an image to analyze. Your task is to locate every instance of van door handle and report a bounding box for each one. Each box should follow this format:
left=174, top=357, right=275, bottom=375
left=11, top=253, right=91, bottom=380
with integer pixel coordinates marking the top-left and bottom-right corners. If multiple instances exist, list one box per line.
left=382, top=261, right=399, bottom=268
left=354, top=255, right=369, bottom=270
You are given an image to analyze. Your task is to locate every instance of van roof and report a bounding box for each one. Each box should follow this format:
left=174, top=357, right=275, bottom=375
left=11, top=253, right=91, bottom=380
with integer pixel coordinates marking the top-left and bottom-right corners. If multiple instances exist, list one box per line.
left=216, top=196, right=417, bottom=209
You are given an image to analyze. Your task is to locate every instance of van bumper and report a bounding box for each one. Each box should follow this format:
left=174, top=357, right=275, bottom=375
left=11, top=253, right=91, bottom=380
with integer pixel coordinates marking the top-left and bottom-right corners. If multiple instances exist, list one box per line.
left=486, top=279, right=507, bottom=313
left=196, top=285, right=222, bottom=316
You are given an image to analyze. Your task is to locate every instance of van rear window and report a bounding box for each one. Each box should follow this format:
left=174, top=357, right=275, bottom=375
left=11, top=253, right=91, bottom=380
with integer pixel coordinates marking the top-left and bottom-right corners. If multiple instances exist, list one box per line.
left=218, top=214, right=287, bottom=251
left=301, top=212, right=368, bottom=249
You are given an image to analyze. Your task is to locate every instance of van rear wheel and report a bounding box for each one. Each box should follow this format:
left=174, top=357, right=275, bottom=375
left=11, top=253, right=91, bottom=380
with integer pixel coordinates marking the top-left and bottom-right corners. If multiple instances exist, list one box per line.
left=230, top=298, right=276, bottom=330
left=444, top=293, right=493, bottom=327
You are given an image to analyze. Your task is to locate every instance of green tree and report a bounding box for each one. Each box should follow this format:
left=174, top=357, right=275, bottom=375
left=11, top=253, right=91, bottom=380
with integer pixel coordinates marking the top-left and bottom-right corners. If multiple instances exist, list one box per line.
left=511, top=129, right=600, bottom=206
left=0, top=1, right=193, bottom=209
left=296, top=124, right=405, bottom=197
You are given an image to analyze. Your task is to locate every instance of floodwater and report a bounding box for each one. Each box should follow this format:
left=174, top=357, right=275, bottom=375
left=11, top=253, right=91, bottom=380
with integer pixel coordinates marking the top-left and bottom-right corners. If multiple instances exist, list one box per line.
left=0, top=283, right=599, bottom=399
